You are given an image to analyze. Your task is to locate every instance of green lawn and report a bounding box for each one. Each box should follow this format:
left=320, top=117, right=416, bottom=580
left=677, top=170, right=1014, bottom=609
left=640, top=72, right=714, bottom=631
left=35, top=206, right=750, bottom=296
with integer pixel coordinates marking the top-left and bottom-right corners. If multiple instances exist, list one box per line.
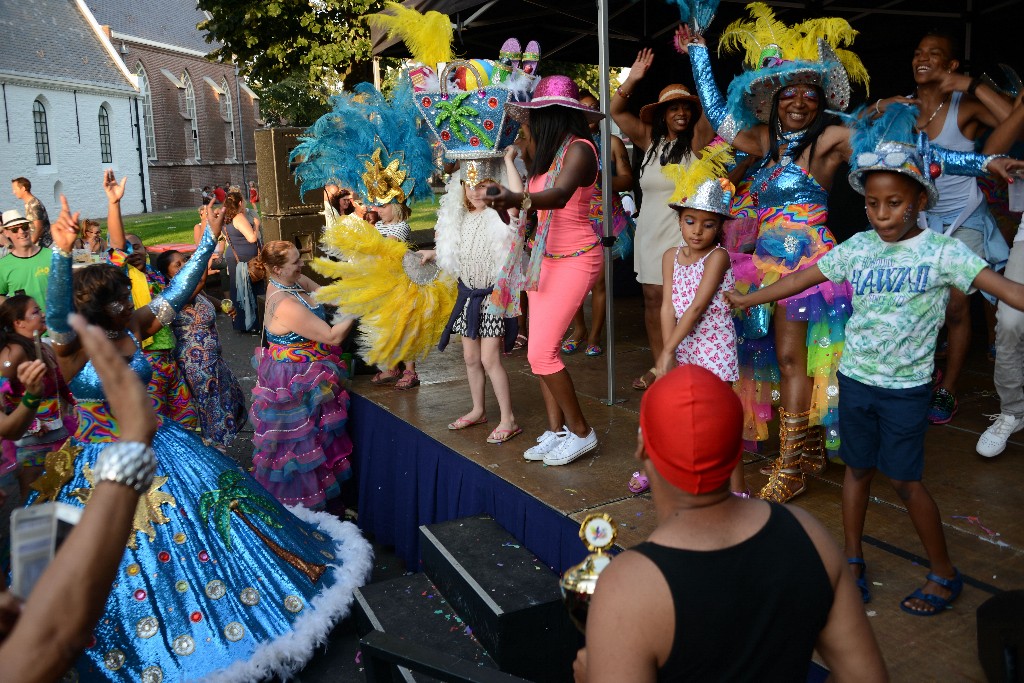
left=100, top=208, right=198, bottom=246
left=104, top=205, right=438, bottom=247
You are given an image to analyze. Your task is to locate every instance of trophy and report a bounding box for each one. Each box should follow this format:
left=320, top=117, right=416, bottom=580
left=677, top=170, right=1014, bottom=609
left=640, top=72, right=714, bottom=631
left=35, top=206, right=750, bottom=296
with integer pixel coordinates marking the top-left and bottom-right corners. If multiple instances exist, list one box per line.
left=559, top=513, right=616, bottom=632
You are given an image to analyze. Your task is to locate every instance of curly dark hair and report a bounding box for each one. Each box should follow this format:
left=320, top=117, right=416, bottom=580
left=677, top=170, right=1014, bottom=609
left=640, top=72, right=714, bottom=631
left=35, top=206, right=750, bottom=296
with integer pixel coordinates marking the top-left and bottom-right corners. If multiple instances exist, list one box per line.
left=73, top=264, right=132, bottom=330
left=154, top=250, right=182, bottom=280
left=641, top=101, right=698, bottom=171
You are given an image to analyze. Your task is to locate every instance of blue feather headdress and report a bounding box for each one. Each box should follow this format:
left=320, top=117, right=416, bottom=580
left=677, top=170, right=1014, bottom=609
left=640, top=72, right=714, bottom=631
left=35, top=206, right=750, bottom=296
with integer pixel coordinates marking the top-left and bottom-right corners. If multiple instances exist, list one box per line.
left=843, top=104, right=940, bottom=209
left=666, top=0, right=720, bottom=35
left=291, top=75, right=436, bottom=206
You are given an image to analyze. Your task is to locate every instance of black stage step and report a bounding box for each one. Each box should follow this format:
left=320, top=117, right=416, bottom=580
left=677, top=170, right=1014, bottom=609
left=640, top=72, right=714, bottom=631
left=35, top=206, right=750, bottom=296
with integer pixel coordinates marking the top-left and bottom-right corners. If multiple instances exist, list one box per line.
left=419, top=516, right=579, bottom=683
left=354, top=572, right=498, bottom=682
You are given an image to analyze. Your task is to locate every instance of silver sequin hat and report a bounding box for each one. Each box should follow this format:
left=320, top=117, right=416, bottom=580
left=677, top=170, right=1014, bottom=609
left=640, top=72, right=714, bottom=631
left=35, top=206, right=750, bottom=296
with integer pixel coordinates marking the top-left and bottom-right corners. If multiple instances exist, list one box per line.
left=669, top=178, right=735, bottom=218
left=848, top=140, right=939, bottom=210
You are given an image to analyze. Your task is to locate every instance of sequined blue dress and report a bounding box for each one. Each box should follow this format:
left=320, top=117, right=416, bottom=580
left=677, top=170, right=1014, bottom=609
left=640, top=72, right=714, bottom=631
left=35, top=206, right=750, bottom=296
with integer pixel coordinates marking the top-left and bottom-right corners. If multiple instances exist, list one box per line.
left=33, top=230, right=372, bottom=682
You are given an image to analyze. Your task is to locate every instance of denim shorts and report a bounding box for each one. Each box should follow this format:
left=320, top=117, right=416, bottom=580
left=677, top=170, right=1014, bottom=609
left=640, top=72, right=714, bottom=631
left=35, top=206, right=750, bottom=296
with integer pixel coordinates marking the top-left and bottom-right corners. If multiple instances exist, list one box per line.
left=838, top=373, right=931, bottom=481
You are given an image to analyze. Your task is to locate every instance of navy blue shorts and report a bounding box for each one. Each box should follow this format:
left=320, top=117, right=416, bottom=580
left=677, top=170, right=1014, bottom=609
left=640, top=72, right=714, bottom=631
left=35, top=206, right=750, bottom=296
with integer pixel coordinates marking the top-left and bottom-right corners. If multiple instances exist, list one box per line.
left=838, top=373, right=931, bottom=481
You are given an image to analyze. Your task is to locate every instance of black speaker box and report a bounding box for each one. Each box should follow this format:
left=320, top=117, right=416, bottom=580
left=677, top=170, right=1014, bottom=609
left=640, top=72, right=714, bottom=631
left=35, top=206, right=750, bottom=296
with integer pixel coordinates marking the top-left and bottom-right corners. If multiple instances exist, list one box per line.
left=253, top=128, right=321, bottom=216
left=260, top=213, right=328, bottom=284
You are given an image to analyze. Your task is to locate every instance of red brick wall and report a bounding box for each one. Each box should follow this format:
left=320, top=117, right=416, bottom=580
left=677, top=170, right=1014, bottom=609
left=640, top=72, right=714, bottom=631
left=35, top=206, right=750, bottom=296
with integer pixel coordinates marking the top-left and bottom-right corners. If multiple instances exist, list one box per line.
left=126, top=41, right=261, bottom=210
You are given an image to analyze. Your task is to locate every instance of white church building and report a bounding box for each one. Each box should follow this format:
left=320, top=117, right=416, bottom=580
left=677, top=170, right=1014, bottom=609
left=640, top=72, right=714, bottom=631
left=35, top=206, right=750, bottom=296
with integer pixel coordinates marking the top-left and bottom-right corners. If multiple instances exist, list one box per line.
left=0, top=0, right=150, bottom=220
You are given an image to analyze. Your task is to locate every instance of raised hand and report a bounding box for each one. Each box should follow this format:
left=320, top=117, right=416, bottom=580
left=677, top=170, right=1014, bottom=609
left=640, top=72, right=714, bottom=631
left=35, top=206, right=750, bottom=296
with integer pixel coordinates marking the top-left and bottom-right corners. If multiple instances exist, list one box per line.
left=625, top=48, right=655, bottom=83
left=102, top=169, right=127, bottom=204
left=50, top=196, right=80, bottom=254
left=673, top=24, right=705, bottom=56
left=16, top=360, right=47, bottom=397
left=207, top=206, right=226, bottom=239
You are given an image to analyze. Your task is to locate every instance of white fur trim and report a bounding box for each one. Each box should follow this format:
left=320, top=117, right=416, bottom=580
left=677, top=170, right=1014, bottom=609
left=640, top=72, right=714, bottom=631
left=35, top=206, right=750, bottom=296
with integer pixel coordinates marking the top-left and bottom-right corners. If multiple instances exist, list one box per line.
left=199, top=507, right=374, bottom=683
left=434, top=171, right=515, bottom=282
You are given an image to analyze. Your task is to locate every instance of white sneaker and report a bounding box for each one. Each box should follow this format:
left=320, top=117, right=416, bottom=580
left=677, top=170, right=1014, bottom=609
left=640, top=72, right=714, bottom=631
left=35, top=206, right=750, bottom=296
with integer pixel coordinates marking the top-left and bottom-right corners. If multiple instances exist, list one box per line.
left=524, top=428, right=567, bottom=461
left=976, top=413, right=1023, bottom=458
left=543, top=429, right=598, bottom=466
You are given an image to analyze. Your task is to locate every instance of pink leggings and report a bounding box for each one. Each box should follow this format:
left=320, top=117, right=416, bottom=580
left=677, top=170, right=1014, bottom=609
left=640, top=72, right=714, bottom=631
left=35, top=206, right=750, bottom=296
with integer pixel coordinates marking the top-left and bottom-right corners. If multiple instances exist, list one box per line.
left=527, top=250, right=603, bottom=375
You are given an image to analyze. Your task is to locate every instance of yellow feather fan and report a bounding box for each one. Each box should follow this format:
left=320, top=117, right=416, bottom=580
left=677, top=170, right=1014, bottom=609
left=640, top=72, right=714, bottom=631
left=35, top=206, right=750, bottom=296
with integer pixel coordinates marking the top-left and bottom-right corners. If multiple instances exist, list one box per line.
left=663, top=140, right=736, bottom=205
left=366, top=2, right=454, bottom=67
left=312, top=213, right=457, bottom=368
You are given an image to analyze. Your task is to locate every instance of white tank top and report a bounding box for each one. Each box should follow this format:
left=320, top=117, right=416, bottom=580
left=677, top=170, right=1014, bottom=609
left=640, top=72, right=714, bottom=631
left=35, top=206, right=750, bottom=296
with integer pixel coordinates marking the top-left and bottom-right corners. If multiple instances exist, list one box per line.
left=929, top=92, right=977, bottom=215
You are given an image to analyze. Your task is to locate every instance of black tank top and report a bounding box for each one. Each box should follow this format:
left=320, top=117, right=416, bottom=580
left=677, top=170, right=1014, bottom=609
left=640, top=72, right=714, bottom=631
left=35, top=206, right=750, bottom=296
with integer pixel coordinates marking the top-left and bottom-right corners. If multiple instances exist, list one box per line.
left=633, top=503, right=833, bottom=683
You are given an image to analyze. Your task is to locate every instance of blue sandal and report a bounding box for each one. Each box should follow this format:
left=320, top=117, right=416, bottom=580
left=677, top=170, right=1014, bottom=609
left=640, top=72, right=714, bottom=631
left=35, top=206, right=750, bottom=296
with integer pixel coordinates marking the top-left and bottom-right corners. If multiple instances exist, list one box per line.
left=847, top=558, right=871, bottom=604
left=899, top=569, right=963, bottom=616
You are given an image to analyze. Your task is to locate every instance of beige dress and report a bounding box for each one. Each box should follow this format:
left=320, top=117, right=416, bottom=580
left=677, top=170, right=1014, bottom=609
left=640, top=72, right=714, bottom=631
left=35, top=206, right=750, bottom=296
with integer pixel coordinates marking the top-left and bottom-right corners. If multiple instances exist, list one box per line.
left=635, top=141, right=690, bottom=285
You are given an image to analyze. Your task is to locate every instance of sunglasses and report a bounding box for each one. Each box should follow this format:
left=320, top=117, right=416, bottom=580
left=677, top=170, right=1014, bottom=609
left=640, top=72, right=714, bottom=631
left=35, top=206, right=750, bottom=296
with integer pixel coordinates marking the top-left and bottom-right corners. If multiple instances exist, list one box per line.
left=4, top=224, right=30, bottom=233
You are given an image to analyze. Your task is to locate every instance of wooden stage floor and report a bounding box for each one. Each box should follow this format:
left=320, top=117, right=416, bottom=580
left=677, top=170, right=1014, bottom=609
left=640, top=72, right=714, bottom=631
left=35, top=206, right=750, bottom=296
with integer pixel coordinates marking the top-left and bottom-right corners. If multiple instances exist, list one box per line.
left=355, top=294, right=1022, bottom=682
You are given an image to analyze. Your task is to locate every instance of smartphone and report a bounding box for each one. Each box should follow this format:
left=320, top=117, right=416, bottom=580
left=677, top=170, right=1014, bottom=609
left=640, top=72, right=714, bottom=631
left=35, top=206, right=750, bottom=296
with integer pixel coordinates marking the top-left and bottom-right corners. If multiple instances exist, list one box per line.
left=10, top=502, right=83, bottom=598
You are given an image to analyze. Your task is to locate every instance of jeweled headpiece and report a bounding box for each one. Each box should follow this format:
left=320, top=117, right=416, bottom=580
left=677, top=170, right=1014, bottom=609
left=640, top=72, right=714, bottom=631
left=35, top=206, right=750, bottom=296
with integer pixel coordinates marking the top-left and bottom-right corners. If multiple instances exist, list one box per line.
left=718, top=2, right=869, bottom=126
left=846, top=103, right=940, bottom=209
left=460, top=153, right=505, bottom=189
left=664, top=138, right=736, bottom=218
left=362, top=147, right=410, bottom=205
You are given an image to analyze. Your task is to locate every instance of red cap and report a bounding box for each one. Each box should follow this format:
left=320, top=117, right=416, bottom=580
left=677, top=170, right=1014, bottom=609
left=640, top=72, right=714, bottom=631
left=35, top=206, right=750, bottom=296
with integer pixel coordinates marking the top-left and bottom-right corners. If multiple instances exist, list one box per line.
left=639, top=365, right=743, bottom=494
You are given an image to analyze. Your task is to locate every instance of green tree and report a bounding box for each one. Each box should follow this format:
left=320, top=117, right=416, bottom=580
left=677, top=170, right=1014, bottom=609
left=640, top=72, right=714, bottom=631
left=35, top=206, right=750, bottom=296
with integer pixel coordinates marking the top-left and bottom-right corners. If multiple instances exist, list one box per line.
left=250, top=71, right=334, bottom=127
left=544, top=61, right=626, bottom=99
left=199, top=470, right=327, bottom=583
left=197, top=0, right=383, bottom=84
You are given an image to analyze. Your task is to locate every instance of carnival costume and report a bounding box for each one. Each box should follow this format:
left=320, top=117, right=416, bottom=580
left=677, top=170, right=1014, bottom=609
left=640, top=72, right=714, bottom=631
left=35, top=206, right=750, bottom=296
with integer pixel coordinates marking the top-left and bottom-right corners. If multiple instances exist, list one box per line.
left=110, top=248, right=200, bottom=430
left=434, top=157, right=520, bottom=353
left=31, top=229, right=372, bottom=682
left=250, top=282, right=353, bottom=510
left=687, top=4, right=868, bottom=470
left=170, top=295, right=246, bottom=451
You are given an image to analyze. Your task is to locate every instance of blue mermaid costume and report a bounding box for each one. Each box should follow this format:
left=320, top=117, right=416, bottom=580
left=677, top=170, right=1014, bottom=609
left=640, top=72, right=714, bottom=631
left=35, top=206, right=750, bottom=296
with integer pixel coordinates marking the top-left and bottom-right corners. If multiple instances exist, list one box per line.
left=31, top=228, right=372, bottom=682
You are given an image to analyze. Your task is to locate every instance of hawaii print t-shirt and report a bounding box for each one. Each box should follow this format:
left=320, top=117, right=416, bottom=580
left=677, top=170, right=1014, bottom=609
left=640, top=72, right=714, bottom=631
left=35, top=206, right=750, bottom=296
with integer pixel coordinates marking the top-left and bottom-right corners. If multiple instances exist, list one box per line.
left=817, top=228, right=986, bottom=389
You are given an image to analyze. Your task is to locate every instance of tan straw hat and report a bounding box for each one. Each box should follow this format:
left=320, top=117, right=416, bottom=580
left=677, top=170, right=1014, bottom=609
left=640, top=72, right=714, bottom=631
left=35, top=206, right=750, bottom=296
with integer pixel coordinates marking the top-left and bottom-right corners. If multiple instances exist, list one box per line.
left=638, top=84, right=701, bottom=124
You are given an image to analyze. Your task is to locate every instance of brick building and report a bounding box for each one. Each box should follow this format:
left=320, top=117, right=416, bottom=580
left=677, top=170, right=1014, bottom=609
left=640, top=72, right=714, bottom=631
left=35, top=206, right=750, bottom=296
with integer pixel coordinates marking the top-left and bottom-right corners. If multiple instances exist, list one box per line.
left=87, top=0, right=262, bottom=211
left=0, top=0, right=149, bottom=220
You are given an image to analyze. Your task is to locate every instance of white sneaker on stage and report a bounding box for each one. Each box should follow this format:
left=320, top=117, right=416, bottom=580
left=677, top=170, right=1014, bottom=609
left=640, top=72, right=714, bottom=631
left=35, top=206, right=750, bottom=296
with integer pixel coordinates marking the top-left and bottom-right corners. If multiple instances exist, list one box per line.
left=976, top=413, right=1023, bottom=458
left=543, top=428, right=597, bottom=466
left=524, top=428, right=567, bottom=461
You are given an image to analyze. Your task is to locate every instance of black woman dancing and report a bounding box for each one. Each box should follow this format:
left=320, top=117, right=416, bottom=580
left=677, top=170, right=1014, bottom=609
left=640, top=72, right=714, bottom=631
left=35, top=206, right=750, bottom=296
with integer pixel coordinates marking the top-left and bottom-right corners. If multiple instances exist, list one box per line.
left=30, top=196, right=370, bottom=682
left=679, top=3, right=1024, bottom=502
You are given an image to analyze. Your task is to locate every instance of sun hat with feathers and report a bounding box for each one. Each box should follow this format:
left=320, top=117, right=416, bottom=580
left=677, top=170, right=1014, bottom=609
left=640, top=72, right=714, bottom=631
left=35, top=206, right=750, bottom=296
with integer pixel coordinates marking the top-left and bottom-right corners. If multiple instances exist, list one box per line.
left=718, top=2, right=869, bottom=128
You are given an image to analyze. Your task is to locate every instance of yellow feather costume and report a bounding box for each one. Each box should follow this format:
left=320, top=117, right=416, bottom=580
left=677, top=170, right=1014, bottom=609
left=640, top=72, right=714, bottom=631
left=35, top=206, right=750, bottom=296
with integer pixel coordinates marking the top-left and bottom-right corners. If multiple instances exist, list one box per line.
left=312, top=213, right=457, bottom=368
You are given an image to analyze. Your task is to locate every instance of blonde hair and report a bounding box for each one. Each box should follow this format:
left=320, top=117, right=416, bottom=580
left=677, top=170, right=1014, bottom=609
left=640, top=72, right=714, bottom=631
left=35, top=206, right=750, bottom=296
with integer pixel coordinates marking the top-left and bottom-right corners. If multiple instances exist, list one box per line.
left=389, top=202, right=411, bottom=223
left=248, top=240, right=295, bottom=281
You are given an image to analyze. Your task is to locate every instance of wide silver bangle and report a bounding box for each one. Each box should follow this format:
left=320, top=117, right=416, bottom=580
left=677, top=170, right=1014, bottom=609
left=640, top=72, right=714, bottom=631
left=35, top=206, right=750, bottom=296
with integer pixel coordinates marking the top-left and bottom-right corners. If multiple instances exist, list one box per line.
left=717, top=114, right=739, bottom=144
left=94, top=441, right=157, bottom=493
left=52, top=246, right=72, bottom=258
left=48, top=329, right=78, bottom=345
left=148, top=297, right=175, bottom=327
left=981, top=154, right=1009, bottom=175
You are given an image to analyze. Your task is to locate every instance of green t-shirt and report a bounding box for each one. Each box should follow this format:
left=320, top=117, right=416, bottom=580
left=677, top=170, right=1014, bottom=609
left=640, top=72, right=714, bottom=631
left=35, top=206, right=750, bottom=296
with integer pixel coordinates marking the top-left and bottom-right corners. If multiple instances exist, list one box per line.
left=818, top=229, right=987, bottom=389
left=0, top=248, right=52, bottom=312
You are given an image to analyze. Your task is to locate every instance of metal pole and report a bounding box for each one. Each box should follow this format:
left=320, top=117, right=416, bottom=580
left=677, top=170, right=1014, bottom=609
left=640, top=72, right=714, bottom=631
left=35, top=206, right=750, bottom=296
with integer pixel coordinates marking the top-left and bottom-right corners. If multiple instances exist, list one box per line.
left=234, top=61, right=248, bottom=189
left=598, top=0, right=616, bottom=405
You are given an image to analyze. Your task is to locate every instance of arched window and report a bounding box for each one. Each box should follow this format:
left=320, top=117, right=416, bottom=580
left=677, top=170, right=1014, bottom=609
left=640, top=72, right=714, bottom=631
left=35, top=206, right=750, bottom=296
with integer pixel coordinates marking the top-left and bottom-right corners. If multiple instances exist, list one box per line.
left=98, top=105, right=113, bottom=163
left=221, top=78, right=236, bottom=160
left=182, top=71, right=200, bottom=159
left=33, top=99, right=50, bottom=165
left=135, top=62, right=157, bottom=159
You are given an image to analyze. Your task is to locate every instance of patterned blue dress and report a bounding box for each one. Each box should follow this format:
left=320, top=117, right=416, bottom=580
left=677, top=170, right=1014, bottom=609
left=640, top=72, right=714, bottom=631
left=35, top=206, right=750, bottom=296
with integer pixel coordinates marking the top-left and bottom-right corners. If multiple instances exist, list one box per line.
left=171, top=295, right=246, bottom=450
left=36, top=238, right=372, bottom=681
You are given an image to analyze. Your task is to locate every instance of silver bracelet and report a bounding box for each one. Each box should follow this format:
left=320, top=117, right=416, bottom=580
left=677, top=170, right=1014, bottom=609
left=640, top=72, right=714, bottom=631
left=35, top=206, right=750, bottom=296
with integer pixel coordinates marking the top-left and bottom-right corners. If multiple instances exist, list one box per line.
left=48, top=329, right=77, bottom=345
left=52, top=246, right=72, bottom=258
left=873, top=100, right=882, bottom=116
left=148, top=297, right=176, bottom=327
left=981, top=154, right=1009, bottom=174
left=717, top=114, right=739, bottom=144
left=94, top=441, right=157, bottom=493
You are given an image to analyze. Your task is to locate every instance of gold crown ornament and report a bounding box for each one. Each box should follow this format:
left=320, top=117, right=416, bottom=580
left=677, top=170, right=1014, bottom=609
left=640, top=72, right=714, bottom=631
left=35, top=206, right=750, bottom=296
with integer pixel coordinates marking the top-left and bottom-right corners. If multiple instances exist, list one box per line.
left=362, top=148, right=410, bottom=205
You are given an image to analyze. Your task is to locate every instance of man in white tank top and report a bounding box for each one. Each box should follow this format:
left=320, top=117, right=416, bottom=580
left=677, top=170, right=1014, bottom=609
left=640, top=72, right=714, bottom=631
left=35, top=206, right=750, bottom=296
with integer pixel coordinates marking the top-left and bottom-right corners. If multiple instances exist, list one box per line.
left=874, top=32, right=1011, bottom=425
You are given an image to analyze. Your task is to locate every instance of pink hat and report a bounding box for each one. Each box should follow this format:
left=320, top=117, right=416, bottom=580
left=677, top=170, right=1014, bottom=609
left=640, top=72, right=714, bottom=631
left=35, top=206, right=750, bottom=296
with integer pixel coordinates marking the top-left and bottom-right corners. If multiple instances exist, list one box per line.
left=505, top=75, right=605, bottom=125
left=639, top=365, right=742, bottom=495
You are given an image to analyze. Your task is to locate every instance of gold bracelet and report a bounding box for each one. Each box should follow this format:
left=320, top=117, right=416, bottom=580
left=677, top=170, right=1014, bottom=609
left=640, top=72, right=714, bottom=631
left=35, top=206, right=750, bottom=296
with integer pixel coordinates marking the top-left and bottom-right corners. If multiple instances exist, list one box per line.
left=615, top=86, right=631, bottom=99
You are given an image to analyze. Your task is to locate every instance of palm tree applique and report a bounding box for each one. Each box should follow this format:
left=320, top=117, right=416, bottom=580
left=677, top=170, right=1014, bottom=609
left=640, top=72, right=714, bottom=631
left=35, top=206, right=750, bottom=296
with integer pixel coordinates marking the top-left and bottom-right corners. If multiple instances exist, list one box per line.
left=199, top=470, right=327, bottom=583
left=435, top=92, right=494, bottom=146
